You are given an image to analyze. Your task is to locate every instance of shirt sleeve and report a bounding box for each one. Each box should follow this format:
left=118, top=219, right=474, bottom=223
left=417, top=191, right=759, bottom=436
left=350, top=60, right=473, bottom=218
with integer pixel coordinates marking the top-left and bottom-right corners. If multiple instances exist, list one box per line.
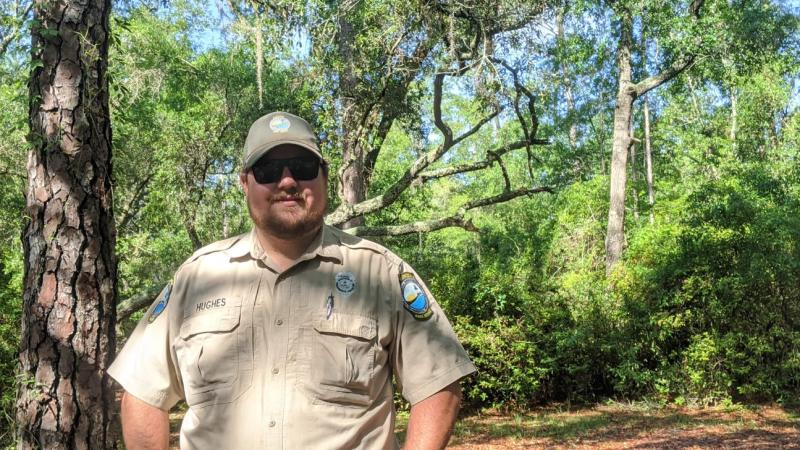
left=108, top=283, right=184, bottom=410
left=390, top=262, right=476, bottom=405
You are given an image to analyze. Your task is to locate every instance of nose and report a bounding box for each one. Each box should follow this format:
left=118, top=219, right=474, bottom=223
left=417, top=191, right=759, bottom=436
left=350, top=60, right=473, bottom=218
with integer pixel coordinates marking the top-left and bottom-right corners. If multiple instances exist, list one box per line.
left=276, top=166, right=298, bottom=189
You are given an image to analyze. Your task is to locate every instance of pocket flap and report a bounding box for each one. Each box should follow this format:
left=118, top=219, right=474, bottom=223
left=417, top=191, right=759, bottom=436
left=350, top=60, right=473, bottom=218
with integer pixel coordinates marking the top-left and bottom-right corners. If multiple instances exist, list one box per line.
left=314, top=313, right=376, bottom=340
left=180, top=306, right=241, bottom=339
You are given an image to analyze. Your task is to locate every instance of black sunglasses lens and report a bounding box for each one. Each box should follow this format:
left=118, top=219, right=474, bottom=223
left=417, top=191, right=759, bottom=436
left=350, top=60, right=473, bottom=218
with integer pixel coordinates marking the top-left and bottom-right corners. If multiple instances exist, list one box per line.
left=252, top=164, right=282, bottom=184
left=252, top=157, right=320, bottom=184
left=287, top=158, right=320, bottom=180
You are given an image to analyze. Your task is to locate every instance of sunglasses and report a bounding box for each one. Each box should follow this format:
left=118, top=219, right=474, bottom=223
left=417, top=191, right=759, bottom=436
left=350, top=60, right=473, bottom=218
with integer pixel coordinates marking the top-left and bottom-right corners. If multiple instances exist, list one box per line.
left=251, top=156, right=322, bottom=184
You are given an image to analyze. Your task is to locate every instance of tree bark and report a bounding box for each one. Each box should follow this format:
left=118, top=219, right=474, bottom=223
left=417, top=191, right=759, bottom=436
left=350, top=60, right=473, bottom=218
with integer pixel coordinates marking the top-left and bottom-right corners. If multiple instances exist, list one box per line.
left=630, top=138, right=639, bottom=221
left=605, top=7, right=634, bottom=273
left=18, top=0, right=117, bottom=448
left=643, top=98, right=655, bottom=224
left=336, top=12, right=367, bottom=229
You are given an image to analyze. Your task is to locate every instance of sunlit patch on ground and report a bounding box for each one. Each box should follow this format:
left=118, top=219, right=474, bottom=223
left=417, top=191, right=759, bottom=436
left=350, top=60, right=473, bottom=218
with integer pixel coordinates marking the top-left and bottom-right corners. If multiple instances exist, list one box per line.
left=395, top=403, right=800, bottom=449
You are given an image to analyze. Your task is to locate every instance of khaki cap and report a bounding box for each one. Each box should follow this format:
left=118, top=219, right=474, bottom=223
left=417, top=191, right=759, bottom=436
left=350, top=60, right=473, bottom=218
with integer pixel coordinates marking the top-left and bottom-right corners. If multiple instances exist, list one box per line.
left=243, top=112, right=325, bottom=169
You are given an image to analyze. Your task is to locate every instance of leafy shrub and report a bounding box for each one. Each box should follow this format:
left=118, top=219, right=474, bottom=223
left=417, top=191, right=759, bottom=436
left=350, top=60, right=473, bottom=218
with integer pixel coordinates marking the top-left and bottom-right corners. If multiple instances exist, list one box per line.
left=616, top=163, right=800, bottom=404
left=454, top=316, right=548, bottom=410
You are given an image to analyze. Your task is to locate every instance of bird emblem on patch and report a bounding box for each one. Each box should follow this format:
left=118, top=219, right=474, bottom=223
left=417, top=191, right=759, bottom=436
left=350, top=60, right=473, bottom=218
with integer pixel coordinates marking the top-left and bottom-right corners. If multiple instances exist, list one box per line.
left=399, top=272, right=432, bottom=320
left=147, top=283, right=172, bottom=323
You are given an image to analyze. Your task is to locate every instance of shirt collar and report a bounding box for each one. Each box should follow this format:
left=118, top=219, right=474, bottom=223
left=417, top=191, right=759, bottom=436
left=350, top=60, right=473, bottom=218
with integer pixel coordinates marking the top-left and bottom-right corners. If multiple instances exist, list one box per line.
left=227, top=226, right=342, bottom=265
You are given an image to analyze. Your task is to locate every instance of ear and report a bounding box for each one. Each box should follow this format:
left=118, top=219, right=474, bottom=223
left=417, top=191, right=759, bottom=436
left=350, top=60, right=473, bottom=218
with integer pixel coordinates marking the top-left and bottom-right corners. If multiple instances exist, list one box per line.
left=239, top=171, right=249, bottom=195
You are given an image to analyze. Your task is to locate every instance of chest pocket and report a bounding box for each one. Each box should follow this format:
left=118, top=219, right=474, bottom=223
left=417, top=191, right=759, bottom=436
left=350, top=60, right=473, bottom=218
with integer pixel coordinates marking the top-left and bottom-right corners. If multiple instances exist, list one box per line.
left=175, top=298, right=253, bottom=408
left=310, top=313, right=377, bottom=406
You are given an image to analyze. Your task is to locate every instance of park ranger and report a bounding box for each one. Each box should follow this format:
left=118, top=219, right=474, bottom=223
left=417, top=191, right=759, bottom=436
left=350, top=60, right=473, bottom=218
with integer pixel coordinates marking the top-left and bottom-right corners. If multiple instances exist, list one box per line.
left=109, top=112, right=477, bottom=449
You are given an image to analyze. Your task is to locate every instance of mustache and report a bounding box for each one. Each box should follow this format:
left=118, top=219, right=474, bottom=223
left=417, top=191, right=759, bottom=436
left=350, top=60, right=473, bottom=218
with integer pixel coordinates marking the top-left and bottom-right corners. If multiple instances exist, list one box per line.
left=270, top=192, right=304, bottom=202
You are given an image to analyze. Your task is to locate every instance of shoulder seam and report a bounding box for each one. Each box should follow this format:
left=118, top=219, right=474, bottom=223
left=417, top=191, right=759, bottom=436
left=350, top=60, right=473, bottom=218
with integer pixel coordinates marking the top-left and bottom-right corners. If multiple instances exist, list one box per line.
left=186, top=234, right=245, bottom=264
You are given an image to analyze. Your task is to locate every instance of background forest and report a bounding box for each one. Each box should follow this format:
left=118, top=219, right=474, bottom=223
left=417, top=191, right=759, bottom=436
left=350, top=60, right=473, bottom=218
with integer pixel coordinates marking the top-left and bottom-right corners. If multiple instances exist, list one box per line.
left=1, top=0, right=799, bottom=445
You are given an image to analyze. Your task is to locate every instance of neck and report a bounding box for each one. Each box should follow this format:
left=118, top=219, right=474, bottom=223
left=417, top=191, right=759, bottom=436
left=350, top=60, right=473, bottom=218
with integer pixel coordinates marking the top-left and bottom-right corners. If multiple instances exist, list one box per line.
left=254, top=225, right=322, bottom=271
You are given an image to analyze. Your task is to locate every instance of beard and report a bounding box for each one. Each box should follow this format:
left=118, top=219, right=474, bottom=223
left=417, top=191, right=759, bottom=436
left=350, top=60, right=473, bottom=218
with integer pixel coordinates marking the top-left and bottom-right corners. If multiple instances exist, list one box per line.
left=247, top=189, right=327, bottom=240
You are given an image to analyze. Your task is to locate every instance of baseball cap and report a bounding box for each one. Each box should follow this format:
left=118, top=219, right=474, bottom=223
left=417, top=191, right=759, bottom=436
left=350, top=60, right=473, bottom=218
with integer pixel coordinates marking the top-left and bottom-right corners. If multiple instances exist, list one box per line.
left=242, top=112, right=325, bottom=169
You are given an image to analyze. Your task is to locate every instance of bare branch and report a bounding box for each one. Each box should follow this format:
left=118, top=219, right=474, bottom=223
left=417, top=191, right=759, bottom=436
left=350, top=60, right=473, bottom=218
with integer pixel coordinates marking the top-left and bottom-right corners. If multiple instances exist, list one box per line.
left=633, top=55, right=695, bottom=97
left=418, top=139, right=529, bottom=182
left=433, top=73, right=453, bottom=145
left=343, top=186, right=553, bottom=237
left=452, top=108, right=500, bottom=147
left=345, top=216, right=478, bottom=237
left=461, top=186, right=553, bottom=211
left=633, top=0, right=704, bottom=97
left=117, top=172, right=154, bottom=232
left=116, top=285, right=162, bottom=322
left=491, top=151, right=512, bottom=191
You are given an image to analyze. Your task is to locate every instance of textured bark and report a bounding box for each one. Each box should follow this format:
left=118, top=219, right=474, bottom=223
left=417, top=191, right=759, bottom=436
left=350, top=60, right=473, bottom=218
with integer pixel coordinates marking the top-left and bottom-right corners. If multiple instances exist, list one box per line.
left=630, top=139, right=639, bottom=221
left=18, top=0, right=117, bottom=448
left=336, top=13, right=366, bottom=229
left=605, top=7, right=635, bottom=273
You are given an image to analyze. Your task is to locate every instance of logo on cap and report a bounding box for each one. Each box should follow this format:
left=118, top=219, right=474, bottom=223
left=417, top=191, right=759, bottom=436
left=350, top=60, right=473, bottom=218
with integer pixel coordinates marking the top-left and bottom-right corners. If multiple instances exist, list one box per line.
left=269, top=115, right=291, bottom=133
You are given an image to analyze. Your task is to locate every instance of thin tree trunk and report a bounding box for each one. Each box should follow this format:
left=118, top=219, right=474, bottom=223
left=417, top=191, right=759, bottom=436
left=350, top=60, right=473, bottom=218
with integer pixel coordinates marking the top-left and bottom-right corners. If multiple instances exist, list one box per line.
left=730, top=88, right=737, bottom=154
left=18, top=0, right=117, bottom=448
left=605, top=8, right=635, bottom=273
left=640, top=15, right=655, bottom=224
left=630, top=139, right=639, bottom=221
left=644, top=98, right=655, bottom=224
left=605, top=0, right=702, bottom=273
left=556, top=9, right=578, bottom=151
left=337, top=12, right=367, bottom=229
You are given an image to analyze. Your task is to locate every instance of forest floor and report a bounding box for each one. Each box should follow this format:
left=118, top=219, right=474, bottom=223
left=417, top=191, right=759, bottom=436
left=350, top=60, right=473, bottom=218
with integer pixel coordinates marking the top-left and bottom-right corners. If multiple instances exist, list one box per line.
left=168, top=402, right=800, bottom=449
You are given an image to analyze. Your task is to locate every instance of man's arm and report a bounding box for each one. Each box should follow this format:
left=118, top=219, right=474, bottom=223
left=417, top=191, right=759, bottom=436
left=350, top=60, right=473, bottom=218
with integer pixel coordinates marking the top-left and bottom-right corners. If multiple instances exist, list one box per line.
left=120, top=391, right=170, bottom=450
left=403, top=381, right=462, bottom=450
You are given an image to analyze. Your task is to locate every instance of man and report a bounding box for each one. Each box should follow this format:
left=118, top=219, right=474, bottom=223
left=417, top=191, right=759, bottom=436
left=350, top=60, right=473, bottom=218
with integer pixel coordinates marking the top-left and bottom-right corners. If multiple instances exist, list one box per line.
left=109, top=112, right=477, bottom=449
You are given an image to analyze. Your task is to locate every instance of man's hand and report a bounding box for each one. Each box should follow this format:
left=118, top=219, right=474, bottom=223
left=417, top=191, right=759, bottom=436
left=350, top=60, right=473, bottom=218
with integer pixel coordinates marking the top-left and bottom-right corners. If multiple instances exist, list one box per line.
left=120, top=391, right=170, bottom=450
left=403, top=381, right=462, bottom=450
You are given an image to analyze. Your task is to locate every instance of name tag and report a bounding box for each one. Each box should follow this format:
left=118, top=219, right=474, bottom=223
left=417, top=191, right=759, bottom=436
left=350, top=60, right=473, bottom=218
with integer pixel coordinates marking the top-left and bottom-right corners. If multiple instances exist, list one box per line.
left=194, top=298, right=227, bottom=313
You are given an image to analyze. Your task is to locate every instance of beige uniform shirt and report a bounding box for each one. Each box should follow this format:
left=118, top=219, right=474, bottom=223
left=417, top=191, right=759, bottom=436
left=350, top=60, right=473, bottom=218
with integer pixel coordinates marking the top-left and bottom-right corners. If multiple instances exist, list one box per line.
left=109, top=225, right=476, bottom=449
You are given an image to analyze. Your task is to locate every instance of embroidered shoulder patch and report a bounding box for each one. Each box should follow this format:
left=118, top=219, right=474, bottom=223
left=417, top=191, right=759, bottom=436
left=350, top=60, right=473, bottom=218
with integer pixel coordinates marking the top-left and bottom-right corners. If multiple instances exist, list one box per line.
left=399, top=272, right=432, bottom=320
left=147, top=284, right=172, bottom=323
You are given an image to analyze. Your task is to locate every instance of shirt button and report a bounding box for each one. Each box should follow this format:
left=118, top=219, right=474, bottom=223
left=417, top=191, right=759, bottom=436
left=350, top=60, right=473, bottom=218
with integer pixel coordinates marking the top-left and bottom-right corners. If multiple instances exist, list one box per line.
left=272, top=368, right=279, bottom=374
left=276, top=319, right=283, bottom=326
left=269, top=420, right=276, bottom=427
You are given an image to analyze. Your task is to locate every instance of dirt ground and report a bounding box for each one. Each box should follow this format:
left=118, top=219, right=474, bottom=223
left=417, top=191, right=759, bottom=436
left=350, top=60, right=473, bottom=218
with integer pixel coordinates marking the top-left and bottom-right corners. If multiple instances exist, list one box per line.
left=168, top=403, right=800, bottom=449
left=435, top=404, right=800, bottom=449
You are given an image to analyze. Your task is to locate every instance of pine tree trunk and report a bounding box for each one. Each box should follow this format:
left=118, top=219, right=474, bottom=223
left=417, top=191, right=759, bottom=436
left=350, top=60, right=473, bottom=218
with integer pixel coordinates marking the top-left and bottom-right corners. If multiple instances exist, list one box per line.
left=18, top=0, right=117, bottom=448
left=605, top=8, right=635, bottom=273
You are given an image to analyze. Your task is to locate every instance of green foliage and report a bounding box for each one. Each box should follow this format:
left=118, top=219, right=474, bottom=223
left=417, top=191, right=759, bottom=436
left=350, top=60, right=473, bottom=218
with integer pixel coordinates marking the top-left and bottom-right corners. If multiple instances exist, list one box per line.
left=614, top=163, right=800, bottom=404
left=455, top=316, right=548, bottom=409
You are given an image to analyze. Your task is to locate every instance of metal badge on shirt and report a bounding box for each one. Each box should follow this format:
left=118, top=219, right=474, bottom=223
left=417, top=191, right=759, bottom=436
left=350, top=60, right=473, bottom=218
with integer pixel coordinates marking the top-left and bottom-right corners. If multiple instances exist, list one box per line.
left=147, top=283, right=172, bottom=323
left=335, top=271, right=357, bottom=297
left=399, top=272, right=433, bottom=320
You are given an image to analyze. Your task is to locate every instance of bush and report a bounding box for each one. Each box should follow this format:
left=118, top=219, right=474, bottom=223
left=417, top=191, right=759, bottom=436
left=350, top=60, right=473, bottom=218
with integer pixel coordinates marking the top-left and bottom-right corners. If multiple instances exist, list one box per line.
left=615, top=164, right=800, bottom=404
left=454, top=316, right=549, bottom=409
